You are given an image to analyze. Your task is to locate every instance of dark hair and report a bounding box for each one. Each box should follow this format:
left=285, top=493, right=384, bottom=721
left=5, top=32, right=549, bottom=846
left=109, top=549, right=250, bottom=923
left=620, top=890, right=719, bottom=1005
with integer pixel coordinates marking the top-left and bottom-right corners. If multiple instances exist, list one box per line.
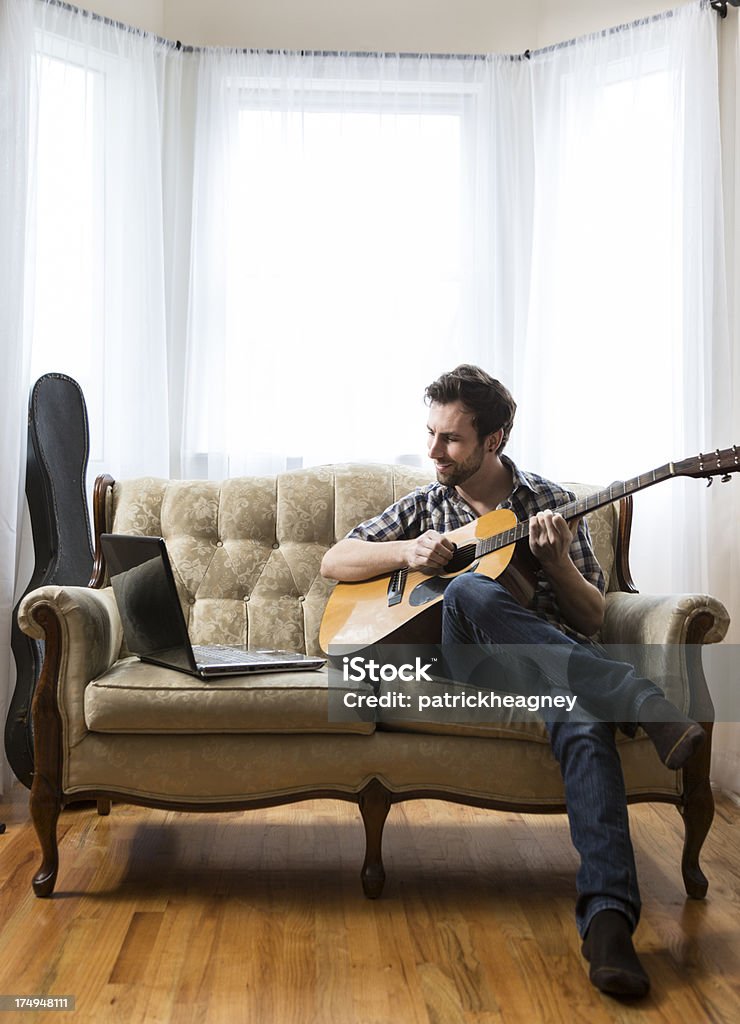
left=424, top=364, right=517, bottom=451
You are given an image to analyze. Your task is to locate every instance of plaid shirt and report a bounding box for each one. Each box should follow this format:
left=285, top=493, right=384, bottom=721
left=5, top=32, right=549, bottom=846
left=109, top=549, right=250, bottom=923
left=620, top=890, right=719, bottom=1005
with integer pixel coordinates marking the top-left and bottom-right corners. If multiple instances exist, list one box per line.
left=347, top=455, right=605, bottom=640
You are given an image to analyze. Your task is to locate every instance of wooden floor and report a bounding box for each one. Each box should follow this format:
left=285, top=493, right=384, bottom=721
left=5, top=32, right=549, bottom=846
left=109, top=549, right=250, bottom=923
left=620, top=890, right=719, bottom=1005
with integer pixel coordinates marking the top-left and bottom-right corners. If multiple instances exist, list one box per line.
left=0, top=784, right=738, bottom=1024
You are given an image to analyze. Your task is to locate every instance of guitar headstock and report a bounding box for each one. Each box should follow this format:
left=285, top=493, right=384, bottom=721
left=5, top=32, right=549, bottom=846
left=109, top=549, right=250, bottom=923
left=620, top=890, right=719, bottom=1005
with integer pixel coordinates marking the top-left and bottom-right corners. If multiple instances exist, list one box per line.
left=674, top=445, right=740, bottom=482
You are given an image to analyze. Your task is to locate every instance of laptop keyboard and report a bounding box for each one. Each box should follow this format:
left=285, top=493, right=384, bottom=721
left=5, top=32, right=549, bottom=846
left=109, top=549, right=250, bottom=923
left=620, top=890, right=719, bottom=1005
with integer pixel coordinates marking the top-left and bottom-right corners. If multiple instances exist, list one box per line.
left=192, top=645, right=301, bottom=665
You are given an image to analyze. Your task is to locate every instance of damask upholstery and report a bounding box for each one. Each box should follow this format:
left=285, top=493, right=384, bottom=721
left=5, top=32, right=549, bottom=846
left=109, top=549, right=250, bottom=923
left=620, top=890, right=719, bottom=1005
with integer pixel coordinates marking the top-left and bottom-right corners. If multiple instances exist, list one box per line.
left=17, top=463, right=730, bottom=898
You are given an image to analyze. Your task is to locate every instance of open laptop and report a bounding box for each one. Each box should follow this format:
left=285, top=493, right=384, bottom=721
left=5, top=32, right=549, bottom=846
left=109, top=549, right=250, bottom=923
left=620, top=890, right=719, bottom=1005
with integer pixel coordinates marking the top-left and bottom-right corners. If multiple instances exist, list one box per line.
left=101, top=533, right=325, bottom=679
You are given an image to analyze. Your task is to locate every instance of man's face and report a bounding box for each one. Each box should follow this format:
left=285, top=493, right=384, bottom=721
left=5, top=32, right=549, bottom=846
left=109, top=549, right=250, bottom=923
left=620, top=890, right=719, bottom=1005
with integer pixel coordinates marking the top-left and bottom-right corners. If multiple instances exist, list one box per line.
left=426, top=401, right=489, bottom=486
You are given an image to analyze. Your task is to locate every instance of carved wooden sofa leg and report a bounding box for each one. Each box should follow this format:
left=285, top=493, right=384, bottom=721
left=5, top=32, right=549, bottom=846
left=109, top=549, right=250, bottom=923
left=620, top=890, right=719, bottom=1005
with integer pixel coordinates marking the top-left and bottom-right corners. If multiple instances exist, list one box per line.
left=358, top=779, right=392, bottom=899
left=97, top=799, right=112, bottom=816
left=29, top=606, right=64, bottom=898
left=30, top=778, right=62, bottom=897
left=679, top=723, right=714, bottom=899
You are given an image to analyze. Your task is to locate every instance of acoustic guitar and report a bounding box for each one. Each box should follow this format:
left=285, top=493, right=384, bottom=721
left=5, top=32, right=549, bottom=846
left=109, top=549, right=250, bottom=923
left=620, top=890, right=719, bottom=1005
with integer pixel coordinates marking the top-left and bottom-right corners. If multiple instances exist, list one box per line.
left=319, top=446, right=738, bottom=652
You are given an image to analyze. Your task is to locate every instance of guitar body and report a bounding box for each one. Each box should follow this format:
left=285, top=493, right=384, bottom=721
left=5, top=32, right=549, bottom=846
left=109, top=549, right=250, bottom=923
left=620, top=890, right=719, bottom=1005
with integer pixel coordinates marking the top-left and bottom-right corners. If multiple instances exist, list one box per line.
left=319, top=508, right=522, bottom=651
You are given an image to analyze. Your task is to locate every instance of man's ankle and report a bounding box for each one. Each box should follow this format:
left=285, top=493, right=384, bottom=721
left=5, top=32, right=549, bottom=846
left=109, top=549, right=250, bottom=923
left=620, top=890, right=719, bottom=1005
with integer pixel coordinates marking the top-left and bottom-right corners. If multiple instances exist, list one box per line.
left=637, top=696, right=705, bottom=769
left=582, top=909, right=650, bottom=999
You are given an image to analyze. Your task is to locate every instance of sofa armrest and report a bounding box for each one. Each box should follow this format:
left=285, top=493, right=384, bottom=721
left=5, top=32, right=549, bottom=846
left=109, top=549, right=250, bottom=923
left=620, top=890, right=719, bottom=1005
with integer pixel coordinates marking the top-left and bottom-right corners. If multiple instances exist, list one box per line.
left=603, top=592, right=730, bottom=646
left=18, top=586, right=123, bottom=748
left=602, top=591, right=730, bottom=720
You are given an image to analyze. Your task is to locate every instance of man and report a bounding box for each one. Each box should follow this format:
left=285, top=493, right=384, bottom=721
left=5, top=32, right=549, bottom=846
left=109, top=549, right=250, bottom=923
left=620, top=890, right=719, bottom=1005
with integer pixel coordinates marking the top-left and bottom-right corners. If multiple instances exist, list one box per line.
left=321, top=364, right=705, bottom=999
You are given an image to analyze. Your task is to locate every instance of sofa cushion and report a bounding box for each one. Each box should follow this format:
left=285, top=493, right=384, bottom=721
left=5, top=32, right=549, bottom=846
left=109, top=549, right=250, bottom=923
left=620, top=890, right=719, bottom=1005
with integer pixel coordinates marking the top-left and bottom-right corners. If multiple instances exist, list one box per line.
left=85, top=658, right=374, bottom=735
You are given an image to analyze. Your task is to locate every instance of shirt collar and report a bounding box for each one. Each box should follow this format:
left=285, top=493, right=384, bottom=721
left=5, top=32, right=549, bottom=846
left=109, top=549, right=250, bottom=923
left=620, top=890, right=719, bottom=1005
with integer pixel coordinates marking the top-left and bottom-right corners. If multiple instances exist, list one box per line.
left=500, top=453, right=538, bottom=497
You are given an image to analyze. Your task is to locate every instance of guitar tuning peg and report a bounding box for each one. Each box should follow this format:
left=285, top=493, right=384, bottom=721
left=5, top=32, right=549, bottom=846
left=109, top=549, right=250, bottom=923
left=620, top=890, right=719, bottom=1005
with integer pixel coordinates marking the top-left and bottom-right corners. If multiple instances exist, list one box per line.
left=721, top=474, right=732, bottom=483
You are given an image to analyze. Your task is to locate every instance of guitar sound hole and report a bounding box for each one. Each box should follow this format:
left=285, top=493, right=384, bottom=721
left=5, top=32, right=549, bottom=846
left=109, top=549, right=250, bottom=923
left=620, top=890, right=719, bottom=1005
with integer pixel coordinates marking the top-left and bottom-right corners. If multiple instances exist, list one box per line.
left=445, top=543, right=477, bottom=574
left=408, top=561, right=479, bottom=606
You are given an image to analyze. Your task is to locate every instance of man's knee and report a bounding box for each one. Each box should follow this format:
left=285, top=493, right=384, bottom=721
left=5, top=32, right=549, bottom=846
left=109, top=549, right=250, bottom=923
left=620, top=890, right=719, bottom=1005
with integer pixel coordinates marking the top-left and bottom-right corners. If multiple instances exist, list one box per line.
left=443, top=573, right=510, bottom=615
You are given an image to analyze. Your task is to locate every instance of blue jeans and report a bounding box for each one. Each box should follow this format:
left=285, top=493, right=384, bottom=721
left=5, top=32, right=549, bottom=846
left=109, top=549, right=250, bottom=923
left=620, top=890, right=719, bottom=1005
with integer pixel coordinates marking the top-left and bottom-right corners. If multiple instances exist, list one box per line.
left=441, top=573, right=662, bottom=936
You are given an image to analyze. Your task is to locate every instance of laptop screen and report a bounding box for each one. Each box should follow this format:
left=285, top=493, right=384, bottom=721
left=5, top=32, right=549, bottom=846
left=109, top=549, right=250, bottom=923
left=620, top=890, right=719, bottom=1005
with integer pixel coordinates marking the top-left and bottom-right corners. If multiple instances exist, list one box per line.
left=101, top=534, right=195, bottom=674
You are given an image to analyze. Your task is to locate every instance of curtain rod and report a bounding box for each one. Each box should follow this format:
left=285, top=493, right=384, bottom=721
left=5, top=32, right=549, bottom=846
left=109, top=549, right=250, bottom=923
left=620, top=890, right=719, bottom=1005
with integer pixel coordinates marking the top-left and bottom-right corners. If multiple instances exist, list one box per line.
left=42, top=0, right=710, bottom=62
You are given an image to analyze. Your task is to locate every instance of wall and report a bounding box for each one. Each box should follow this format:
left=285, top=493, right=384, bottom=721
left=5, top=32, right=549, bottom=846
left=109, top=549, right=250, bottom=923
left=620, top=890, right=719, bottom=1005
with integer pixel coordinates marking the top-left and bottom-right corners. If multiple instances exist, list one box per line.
left=164, top=0, right=535, bottom=52
left=75, top=0, right=695, bottom=52
left=79, top=0, right=165, bottom=35
left=535, top=0, right=694, bottom=48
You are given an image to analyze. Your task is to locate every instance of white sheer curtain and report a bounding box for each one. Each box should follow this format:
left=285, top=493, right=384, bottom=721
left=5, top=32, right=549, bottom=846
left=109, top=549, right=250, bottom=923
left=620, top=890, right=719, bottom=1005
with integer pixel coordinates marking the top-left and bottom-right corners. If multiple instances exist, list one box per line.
left=0, top=0, right=35, bottom=795
left=0, top=0, right=173, bottom=793
left=26, top=1, right=173, bottom=484
left=181, top=9, right=725, bottom=542
left=514, top=4, right=728, bottom=598
left=710, top=5, right=740, bottom=797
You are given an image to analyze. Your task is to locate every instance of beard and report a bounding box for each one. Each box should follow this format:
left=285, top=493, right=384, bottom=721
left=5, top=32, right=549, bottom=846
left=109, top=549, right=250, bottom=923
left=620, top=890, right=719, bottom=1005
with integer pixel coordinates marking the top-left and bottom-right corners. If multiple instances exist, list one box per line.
left=434, top=442, right=486, bottom=487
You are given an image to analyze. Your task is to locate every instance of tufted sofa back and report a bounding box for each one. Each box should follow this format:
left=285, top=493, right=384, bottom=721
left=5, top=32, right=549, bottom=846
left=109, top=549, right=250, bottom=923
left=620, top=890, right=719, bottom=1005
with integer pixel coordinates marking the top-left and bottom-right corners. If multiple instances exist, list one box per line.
left=103, top=465, right=622, bottom=657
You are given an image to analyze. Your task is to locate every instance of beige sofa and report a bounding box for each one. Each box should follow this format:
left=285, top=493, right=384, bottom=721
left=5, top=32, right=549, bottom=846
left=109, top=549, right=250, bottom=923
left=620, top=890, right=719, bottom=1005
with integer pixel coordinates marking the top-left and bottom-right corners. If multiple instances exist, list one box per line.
left=18, top=464, right=730, bottom=899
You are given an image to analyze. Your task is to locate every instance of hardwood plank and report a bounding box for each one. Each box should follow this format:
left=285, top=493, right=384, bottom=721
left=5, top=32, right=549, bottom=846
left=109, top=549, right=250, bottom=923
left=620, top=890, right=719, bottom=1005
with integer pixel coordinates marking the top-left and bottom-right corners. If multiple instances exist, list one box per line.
left=109, top=911, right=165, bottom=983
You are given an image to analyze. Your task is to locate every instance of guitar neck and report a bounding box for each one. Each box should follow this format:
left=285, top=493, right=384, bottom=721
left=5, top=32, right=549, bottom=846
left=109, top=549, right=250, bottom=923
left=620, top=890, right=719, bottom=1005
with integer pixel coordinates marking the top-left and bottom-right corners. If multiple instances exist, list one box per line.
left=479, top=461, right=678, bottom=556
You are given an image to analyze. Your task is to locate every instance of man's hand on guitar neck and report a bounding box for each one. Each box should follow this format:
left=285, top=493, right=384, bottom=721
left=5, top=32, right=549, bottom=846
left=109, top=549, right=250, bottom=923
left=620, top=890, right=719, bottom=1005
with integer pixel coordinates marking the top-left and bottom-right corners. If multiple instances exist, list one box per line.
left=527, top=509, right=604, bottom=637
left=528, top=509, right=578, bottom=569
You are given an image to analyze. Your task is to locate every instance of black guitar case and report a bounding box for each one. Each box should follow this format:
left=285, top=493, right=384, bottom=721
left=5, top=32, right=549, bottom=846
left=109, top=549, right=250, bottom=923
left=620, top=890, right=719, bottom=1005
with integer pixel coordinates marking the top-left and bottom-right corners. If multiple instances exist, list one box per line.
left=4, top=373, right=94, bottom=788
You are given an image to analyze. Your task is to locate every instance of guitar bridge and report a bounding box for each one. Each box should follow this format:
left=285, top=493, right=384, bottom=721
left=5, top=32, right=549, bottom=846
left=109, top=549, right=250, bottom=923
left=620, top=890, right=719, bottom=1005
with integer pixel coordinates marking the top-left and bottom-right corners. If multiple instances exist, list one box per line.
left=387, top=568, right=407, bottom=606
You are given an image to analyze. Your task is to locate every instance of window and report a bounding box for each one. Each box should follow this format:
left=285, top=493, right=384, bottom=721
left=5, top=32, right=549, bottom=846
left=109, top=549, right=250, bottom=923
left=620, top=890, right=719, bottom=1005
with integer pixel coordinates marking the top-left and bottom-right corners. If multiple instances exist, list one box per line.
left=183, top=62, right=486, bottom=476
